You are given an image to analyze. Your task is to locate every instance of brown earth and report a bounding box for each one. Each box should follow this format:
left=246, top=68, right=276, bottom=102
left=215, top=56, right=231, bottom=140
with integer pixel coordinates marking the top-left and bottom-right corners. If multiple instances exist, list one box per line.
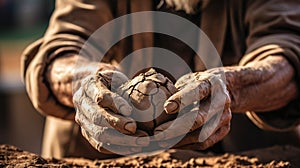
left=1, top=144, right=299, bottom=167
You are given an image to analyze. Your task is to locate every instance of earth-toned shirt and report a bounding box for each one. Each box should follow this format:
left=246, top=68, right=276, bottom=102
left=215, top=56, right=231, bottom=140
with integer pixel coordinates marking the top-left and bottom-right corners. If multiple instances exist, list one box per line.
left=21, top=0, right=300, bottom=159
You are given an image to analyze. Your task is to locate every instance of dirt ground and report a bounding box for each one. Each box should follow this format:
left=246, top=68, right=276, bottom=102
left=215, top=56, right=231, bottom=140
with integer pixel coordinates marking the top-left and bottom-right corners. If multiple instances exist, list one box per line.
left=1, top=144, right=299, bottom=167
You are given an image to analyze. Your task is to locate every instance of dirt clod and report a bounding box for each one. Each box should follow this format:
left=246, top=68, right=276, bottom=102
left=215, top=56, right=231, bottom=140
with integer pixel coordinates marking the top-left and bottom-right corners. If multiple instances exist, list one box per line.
left=118, top=68, right=177, bottom=134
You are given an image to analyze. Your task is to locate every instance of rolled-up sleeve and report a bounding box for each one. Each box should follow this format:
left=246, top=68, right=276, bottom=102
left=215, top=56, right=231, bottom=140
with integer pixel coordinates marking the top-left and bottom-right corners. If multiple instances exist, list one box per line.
left=239, top=0, right=300, bottom=131
left=21, top=0, right=114, bottom=119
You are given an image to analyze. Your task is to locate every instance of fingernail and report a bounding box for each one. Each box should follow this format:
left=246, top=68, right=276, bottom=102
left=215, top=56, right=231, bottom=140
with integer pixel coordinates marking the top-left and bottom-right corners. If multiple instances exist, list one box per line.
left=164, top=101, right=179, bottom=114
left=136, top=137, right=149, bottom=146
left=124, top=122, right=136, bottom=134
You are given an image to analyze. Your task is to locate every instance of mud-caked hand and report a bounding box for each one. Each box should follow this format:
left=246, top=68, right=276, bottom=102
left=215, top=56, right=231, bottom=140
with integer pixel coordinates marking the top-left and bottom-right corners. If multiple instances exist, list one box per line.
left=154, top=71, right=231, bottom=150
left=73, top=70, right=150, bottom=155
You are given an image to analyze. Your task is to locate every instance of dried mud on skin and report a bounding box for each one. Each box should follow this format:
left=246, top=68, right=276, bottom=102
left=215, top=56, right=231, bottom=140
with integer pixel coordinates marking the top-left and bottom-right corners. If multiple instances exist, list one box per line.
left=2, top=144, right=300, bottom=167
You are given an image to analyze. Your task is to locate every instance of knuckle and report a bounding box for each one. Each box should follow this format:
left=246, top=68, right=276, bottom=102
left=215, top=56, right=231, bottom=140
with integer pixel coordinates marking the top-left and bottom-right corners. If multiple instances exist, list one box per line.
left=73, top=89, right=83, bottom=104
left=226, top=90, right=231, bottom=99
left=203, top=139, right=214, bottom=149
left=91, top=111, right=103, bottom=124
left=191, top=121, right=199, bottom=131
left=225, top=96, right=231, bottom=106
left=197, top=111, right=206, bottom=122
left=82, top=75, right=95, bottom=86
left=220, top=109, right=231, bottom=125
left=227, top=109, right=232, bottom=120
left=191, top=112, right=205, bottom=131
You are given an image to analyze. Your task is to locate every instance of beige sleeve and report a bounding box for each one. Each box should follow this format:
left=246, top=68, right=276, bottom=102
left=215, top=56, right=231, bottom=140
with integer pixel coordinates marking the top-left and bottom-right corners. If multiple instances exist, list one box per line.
left=21, top=0, right=115, bottom=119
left=240, top=0, right=300, bottom=131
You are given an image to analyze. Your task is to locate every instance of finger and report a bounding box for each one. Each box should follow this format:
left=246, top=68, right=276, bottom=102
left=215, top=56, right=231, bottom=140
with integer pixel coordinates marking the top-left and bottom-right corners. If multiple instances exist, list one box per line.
left=76, top=95, right=136, bottom=134
left=178, top=124, right=230, bottom=150
left=97, top=70, right=129, bottom=88
left=154, top=106, right=205, bottom=141
left=173, top=129, right=203, bottom=148
left=159, top=123, right=230, bottom=150
left=77, top=113, right=149, bottom=147
left=81, top=128, right=142, bottom=155
left=158, top=129, right=200, bottom=149
left=165, top=72, right=230, bottom=115
left=174, top=73, right=192, bottom=88
left=197, top=103, right=230, bottom=142
left=190, top=77, right=230, bottom=141
left=164, top=78, right=211, bottom=114
left=171, top=109, right=231, bottom=148
left=155, top=100, right=213, bottom=140
left=74, top=83, right=136, bottom=134
left=95, top=129, right=150, bottom=147
left=194, top=107, right=230, bottom=146
left=155, top=99, right=231, bottom=141
left=96, top=129, right=150, bottom=147
left=83, top=75, right=132, bottom=116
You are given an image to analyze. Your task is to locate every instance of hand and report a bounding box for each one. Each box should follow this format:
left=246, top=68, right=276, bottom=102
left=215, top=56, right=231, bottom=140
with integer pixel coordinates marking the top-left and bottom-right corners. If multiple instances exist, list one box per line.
left=154, top=71, right=231, bottom=150
left=73, top=70, right=150, bottom=155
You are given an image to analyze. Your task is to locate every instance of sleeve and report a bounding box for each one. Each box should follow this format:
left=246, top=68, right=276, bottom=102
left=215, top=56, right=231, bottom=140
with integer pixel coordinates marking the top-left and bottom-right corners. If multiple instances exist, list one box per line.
left=21, top=0, right=115, bottom=119
left=239, top=0, right=300, bottom=131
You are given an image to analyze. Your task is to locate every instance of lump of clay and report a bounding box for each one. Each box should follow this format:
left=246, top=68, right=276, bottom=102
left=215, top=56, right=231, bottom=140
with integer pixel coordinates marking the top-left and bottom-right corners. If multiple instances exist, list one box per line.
left=117, top=68, right=177, bottom=134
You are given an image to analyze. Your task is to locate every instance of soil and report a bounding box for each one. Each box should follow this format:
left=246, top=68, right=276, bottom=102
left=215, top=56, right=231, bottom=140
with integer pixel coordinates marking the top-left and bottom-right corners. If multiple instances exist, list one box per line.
left=1, top=144, right=299, bottom=167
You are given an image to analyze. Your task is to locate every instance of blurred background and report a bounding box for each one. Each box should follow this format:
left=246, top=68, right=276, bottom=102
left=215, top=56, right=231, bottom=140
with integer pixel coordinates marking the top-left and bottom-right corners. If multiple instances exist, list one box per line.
left=0, top=0, right=54, bottom=154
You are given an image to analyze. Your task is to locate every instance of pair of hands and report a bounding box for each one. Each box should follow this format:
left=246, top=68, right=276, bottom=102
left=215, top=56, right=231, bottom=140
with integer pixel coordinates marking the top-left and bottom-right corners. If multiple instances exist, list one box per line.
left=48, top=53, right=296, bottom=155
left=73, top=68, right=231, bottom=155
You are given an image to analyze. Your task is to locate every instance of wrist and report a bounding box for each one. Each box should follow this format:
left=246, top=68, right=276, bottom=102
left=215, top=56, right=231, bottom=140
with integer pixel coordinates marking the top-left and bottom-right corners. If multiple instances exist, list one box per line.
left=223, top=67, right=242, bottom=112
left=46, top=54, right=118, bottom=107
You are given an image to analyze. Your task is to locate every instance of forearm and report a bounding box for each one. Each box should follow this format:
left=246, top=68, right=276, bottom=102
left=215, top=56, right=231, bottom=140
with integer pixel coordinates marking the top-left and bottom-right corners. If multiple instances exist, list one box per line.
left=224, top=55, right=298, bottom=112
left=46, top=54, right=116, bottom=107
